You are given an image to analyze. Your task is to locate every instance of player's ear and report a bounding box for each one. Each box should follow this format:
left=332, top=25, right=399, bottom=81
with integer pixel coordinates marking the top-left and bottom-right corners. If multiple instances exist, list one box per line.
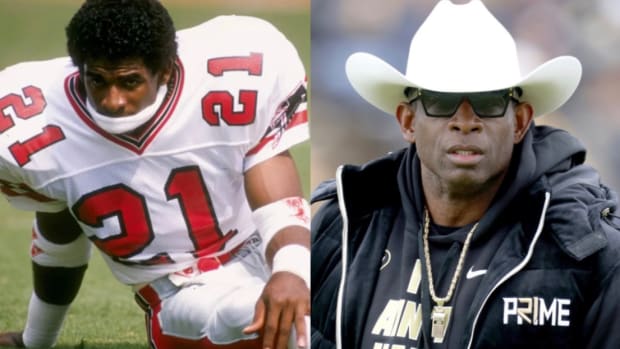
left=513, top=101, right=533, bottom=144
left=157, top=61, right=174, bottom=86
left=396, top=102, right=416, bottom=143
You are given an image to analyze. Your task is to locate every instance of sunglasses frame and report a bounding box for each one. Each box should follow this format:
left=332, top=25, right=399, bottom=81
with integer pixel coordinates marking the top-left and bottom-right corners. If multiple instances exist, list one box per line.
left=405, top=87, right=523, bottom=118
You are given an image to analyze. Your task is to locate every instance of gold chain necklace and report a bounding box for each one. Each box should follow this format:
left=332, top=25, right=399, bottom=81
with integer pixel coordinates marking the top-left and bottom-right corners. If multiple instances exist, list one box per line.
left=423, top=208, right=479, bottom=343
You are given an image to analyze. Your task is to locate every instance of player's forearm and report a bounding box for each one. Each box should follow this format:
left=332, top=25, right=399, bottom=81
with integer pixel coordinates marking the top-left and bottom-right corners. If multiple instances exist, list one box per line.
left=244, top=150, right=311, bottom=289
left=250, top=198, right=310, bottom=288
left=264, top=226, right=310, bottom=292
left=264, top=226, right=310, bottom=267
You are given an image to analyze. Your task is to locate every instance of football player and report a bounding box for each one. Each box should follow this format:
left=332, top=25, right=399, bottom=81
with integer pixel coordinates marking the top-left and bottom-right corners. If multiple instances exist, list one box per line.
left=0, top=0, right=309, bottom=348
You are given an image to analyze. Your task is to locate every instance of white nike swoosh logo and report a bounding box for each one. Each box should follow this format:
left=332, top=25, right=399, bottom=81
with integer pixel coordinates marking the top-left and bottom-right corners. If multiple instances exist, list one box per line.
left=466, top=266, right=487, bottom=279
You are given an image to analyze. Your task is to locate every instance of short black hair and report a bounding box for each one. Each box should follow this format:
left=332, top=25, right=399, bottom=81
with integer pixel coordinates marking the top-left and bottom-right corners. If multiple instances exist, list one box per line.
left=66, top=0, right=177, bottom=74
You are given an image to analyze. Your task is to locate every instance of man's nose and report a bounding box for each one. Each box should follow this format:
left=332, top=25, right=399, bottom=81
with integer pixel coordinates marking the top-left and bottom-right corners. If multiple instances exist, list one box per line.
left=449, top=99, right=482, bottom=134
left=100, top=86, right=127, bottom=116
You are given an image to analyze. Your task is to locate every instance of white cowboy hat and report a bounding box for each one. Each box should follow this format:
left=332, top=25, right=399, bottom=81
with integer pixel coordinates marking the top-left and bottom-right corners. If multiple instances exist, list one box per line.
left=345, top=0, right=582, bottom=118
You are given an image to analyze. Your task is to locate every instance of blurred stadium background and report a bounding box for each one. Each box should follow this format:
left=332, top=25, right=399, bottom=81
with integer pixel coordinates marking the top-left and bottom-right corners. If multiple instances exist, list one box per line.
left=311, top=0, right=620, bottom=195
left=0, top=0, right=308, bottom=348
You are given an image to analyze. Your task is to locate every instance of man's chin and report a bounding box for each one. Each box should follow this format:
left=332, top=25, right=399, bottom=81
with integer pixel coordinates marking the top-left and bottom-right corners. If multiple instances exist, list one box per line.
left=444, top=172, right=492, bottom=196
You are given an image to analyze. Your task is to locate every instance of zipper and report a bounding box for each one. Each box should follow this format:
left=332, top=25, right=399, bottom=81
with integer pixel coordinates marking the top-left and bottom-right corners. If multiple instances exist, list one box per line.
left=335, top=165, right=348, bottom=349
left=466, top=192, right=551, bottom=349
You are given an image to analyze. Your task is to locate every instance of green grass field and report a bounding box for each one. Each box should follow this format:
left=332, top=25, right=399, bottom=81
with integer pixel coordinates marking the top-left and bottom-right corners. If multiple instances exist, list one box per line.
left=0, top=1, right=309, bottom=348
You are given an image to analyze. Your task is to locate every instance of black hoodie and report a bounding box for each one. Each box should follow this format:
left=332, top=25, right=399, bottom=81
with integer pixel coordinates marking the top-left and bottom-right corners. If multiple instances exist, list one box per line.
left=311, top=125, right=620, bottom=349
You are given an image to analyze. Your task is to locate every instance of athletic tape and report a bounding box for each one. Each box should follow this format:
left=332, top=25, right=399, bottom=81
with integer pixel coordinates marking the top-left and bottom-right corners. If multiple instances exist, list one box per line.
left=251, top=196, right=310, bottom=256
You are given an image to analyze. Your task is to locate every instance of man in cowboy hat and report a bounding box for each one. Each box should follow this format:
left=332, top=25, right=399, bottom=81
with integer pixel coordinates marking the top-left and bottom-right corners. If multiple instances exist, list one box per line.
left=311, top=0, right=620, bottom=348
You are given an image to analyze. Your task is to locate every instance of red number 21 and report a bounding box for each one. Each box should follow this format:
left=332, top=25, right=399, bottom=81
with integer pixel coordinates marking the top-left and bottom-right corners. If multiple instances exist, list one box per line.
left=202, top=52, right=262, bottom=126
left=0, top=86, right=65, bottom=166
left=72, top=166, right=234, bottom=263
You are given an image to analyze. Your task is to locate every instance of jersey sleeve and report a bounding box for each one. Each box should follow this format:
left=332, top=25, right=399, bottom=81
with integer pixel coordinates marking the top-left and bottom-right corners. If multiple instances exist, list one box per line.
left=0, top=60, right=69, bottom=213
left=242, top=19, right=309, bottom=171
left=0, top=170, right=66, bottom=212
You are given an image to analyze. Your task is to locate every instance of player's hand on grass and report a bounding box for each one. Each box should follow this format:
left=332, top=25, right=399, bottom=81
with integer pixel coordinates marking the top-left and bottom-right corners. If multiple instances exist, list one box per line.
left=0, top=332, right=24, bottom=348
left=243, top=271, right=309, bottom=349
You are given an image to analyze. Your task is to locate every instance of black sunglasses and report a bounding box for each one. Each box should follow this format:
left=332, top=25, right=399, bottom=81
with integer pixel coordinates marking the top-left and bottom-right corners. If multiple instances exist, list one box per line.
left=404, top=87, right=523, bottom=118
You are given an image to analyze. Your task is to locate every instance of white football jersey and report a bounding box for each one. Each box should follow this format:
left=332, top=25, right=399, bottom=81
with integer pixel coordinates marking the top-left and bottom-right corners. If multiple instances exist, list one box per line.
left=0, top=16, right=308, bottom=285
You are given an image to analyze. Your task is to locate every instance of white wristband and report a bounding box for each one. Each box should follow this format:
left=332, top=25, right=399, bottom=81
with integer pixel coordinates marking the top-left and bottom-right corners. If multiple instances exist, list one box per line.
left=271, top=244, right=310, bottom=289
left=251, top=197, right=310, bottom=256
left=23, top=292, right=69, bottom=349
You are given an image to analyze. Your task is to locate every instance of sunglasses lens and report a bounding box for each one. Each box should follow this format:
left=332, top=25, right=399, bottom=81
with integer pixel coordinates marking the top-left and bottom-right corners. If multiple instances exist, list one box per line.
left=469, top=92, right=509, bottom=117
left=421, top=92, right=461, bottom=117
left=418, top=89, right=512, bottom=118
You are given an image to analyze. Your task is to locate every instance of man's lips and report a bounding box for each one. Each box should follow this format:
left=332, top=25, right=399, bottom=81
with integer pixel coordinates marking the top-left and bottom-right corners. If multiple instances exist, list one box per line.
left=446, top=145, right=483, bottom=165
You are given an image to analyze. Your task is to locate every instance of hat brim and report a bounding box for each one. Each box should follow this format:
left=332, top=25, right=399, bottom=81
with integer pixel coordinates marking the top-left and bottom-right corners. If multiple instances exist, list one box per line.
left=345, top=52, right=582, bottom=118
